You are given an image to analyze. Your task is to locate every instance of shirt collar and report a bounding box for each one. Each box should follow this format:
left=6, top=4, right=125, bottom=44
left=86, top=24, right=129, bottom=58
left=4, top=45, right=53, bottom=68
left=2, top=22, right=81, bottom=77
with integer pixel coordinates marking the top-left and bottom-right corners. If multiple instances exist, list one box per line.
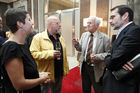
left=89, top=30, right=98, bottom=36
left=116, top=21, right=133, bottom=39
left=47, top=30, right=60, bottom=39
left=47, top=30, right=52, bottom=38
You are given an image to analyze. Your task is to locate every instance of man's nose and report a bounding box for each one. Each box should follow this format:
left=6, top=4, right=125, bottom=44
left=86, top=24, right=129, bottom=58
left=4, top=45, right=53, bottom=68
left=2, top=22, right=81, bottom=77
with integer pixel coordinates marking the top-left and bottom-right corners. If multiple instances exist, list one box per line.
left=109, top=19, right=112, bottom=24
left=59, top=24, right=61, bottom=28
left=30, top=19, right=34, bottom=26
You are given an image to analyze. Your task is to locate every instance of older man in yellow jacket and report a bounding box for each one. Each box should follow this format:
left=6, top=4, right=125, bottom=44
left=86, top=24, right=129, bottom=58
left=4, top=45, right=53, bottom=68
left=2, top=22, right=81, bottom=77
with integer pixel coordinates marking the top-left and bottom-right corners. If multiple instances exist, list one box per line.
left=30, top=16, right=69, bottom=93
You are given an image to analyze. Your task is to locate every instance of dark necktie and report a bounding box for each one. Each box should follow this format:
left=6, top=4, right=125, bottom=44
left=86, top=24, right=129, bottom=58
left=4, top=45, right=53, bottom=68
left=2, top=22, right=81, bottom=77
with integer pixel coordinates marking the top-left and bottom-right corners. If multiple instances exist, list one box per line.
left=86, top=34, right=93, bottom=64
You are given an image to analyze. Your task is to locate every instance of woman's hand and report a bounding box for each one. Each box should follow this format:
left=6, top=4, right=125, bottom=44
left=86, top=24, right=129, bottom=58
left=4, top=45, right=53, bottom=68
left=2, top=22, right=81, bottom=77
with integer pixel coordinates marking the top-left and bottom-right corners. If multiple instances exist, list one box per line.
left=39, top=72, right=51, bottom=83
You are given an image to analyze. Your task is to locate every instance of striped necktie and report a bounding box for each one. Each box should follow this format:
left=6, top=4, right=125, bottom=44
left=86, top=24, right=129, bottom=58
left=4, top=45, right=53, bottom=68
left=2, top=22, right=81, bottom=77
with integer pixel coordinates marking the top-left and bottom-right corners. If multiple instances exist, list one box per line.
left=86, top=34, right=93, bottom=64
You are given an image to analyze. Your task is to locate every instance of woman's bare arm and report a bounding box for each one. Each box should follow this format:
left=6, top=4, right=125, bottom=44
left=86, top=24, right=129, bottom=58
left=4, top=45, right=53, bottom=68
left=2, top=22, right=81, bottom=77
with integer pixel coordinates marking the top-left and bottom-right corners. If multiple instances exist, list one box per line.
left=5, top=58, right=50, bottom=91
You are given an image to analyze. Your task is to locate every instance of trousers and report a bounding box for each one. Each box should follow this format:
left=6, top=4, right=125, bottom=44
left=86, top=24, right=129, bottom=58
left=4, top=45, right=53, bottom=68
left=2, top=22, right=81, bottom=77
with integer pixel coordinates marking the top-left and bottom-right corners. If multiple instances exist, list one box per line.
left=81, top=62, right=103, bottom=93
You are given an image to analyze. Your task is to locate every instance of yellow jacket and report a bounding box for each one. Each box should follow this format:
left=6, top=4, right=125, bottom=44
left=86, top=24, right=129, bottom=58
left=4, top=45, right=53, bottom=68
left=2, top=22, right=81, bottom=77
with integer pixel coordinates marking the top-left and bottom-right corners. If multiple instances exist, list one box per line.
left=30, top=31, right=69, bottom=82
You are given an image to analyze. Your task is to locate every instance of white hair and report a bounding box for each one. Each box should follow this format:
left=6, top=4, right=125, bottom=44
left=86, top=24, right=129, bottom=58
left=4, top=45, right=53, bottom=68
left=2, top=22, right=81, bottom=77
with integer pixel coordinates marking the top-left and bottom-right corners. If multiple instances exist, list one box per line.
left=88, top=16, right=101, bottom=25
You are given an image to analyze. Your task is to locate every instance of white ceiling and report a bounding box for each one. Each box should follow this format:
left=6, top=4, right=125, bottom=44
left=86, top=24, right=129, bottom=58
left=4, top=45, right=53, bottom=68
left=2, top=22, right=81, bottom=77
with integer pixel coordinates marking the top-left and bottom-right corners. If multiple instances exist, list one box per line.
left=0, top=0, right=18, bottom=3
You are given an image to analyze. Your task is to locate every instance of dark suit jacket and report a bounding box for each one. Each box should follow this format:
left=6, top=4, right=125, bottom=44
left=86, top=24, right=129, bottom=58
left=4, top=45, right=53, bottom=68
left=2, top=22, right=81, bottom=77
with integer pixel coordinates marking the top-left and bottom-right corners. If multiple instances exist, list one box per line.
left=105, top=23, right=140, bottom=71
left=103, top=23, right=140, bottom=93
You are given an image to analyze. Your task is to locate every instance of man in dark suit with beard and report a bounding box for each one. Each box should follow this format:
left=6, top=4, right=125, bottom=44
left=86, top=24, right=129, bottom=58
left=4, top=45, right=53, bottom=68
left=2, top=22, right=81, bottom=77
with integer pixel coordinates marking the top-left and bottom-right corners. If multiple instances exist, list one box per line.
left=103, top=5, right=140, bottom=93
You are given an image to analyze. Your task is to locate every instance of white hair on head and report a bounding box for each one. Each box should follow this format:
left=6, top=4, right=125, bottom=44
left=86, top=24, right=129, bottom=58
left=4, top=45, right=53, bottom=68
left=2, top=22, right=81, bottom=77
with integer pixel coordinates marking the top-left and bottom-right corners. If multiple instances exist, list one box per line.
left=88, top=16, right=101, bottom=25
left=46, top=16, right=58, bottom=26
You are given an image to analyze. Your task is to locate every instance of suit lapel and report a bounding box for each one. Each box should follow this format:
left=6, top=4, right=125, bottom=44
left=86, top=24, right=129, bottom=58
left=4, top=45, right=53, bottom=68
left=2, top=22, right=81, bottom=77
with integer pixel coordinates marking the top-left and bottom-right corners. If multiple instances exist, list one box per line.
left=83, top=32, right=90, bottom=55
left=113, top=23, right=135, bottom=47
left=92, top=31, right=102, bottom=54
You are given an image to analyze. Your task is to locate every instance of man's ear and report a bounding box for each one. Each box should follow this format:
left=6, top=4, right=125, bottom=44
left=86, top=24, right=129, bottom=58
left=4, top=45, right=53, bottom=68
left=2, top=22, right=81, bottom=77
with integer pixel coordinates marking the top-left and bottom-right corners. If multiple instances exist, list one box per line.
left=95, top=24, right=99, bottom=28
left=122, top=12, right=129, bottom=20
left=17, top=21, right=23, bottom=28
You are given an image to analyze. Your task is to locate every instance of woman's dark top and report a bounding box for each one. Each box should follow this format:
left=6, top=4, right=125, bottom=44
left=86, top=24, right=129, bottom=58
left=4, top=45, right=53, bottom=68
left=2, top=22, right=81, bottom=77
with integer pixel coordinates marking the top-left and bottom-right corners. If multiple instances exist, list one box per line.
left=0, top=41, right=41, bottom=93
left=0, top=36, right=6, bottom=47
left=0, top=30, right=6, bottom=38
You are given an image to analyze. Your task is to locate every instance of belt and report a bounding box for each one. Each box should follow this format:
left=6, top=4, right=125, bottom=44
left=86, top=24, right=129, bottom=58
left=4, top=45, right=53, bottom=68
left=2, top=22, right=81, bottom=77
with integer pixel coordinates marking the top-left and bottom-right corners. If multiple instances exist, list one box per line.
left=83, top=61, right=94, bottom=67
left=90, top=63, right=94, bottom=66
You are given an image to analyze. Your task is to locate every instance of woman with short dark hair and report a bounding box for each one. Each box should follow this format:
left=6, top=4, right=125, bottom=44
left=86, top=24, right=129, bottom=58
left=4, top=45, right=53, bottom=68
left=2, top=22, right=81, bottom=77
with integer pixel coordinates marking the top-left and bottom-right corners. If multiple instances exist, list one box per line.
left=0, top=8, right=51, bottom=93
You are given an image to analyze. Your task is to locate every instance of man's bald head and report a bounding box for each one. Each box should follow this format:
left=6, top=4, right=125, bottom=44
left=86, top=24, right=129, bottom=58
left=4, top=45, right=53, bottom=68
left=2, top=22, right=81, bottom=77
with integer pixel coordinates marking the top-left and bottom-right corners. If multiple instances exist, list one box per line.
left=46, top=16, right=59, bottom=27
left=46, top=16, right=61, bottom=35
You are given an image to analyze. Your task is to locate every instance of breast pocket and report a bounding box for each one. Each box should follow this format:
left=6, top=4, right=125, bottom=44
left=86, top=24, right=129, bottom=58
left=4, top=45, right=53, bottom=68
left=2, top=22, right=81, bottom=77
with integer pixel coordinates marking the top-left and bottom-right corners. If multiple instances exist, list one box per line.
left=40, top=41, right=54, bottom=51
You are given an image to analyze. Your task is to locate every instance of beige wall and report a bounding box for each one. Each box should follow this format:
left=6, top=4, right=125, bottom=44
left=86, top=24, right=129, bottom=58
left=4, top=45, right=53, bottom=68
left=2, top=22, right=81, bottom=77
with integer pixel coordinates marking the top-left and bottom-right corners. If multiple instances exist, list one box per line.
left=80, top=0, right=90, bottom=36
left=61, top=9, right=80, bottom=56
left=61, top=10, right=73, bottom=56
left=38, top=0, right=45, bottom=32
left=49, top=2, right=68, bottom=12
left=90, top=0, right=96, bottom=16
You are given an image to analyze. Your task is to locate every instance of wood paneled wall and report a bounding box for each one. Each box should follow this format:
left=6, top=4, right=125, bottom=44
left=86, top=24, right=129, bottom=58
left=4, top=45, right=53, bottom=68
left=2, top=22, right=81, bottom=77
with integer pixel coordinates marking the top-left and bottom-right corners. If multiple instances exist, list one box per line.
left=80, top=0, right=90, bottom=36
left=33, top=0, right=38, bottom=31
left=96, top=0, right=109, bottom=34
left=27, top=0, right=31, bottom=17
